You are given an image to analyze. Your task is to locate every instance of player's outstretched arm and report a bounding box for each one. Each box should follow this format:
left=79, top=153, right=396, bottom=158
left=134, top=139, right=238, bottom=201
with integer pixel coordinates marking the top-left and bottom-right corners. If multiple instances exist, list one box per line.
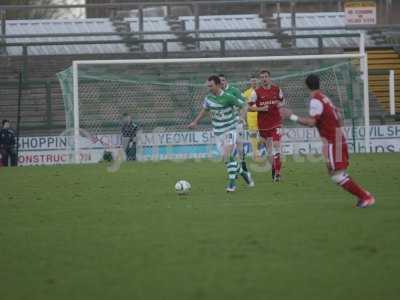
left=188, top=108, right=207, bottom=129
left=247, top=90, right=268, bottom=112
left=248, top=104, right=268, bottom=112
left=296, top=116, right=317, bottom=127
left=279, top=107, right=317, bottom=127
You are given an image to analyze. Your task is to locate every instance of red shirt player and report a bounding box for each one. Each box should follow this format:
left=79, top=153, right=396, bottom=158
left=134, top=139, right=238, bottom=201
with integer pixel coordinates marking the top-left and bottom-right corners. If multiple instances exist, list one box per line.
left=280, top=74, right=375, bottom=208
left=249, top=69, right=284, bottom=182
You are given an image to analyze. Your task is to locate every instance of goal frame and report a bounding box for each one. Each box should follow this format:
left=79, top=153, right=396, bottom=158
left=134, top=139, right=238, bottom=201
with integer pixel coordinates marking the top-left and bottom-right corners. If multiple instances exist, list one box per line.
left=71, top=33, right=370, bottom=163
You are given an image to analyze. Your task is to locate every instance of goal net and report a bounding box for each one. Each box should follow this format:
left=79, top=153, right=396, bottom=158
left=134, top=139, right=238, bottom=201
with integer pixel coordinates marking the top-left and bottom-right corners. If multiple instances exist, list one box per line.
left=57, top=55, right=368, bottom=163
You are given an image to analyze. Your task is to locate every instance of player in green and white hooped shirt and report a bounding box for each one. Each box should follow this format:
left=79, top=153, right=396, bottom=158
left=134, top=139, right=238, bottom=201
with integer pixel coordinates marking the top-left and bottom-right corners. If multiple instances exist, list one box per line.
left=188, top=75, right=252, bottom=192
left=219, top=74, right=254, bottom=187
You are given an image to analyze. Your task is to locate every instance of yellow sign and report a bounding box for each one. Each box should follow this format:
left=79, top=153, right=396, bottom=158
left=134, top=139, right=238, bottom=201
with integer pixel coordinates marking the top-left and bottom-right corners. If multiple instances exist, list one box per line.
left=345, top=1, right=376, bottom=8
left=345, top=1, right=377, bottom=25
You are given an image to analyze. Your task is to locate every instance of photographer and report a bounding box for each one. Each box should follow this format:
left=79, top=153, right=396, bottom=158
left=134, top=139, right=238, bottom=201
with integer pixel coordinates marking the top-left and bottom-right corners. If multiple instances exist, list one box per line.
left=121, top=113, right=138, bottom=161
left=0, top=120, right=17, bottom=167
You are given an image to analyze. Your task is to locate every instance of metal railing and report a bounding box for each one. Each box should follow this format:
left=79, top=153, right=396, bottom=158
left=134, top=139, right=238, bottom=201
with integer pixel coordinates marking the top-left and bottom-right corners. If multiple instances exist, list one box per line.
left=1, top=24, right=400, bottom=40
left=0, top=0, right=344, bottom=10
left=0, top=33, right=362, bottom=58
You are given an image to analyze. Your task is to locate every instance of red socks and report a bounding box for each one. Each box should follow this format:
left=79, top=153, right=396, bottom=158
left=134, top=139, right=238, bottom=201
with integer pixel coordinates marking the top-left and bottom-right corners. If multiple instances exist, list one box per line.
left=340, top=178, right=370, bottom=200
left=273, top=153, right=281, bottom=175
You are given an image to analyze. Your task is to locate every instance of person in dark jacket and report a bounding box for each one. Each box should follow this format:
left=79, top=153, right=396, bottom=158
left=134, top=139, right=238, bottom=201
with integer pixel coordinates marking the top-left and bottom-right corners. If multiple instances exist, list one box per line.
left=0, top=120, right=17, bottom=166
left=121, top=113, right=138, bottom=161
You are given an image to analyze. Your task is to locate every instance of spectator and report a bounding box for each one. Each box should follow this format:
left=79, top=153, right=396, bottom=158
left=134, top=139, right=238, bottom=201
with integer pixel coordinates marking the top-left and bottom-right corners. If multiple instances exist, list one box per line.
left=121, top=113, right=138, bottom=161
left=0, top=120, right=17, bottom=167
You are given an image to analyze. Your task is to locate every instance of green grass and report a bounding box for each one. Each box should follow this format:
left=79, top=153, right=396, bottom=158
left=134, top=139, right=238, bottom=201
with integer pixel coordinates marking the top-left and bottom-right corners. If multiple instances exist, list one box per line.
left=0, top=153, right=399, bottom=300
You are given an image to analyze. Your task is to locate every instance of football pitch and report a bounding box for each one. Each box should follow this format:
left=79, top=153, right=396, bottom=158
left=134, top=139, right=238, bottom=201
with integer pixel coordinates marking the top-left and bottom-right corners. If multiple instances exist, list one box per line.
left=0, top=153, right=399, bottom=300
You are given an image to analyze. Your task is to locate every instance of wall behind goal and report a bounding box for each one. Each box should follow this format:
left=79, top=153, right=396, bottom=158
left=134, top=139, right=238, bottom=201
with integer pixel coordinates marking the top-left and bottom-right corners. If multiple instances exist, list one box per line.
left=15, top=125, right=400, bottom=166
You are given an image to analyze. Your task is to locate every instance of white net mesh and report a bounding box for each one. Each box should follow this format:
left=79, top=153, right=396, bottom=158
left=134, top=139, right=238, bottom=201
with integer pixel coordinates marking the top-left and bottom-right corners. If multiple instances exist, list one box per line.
left=57, top=58, right=364, bottom=162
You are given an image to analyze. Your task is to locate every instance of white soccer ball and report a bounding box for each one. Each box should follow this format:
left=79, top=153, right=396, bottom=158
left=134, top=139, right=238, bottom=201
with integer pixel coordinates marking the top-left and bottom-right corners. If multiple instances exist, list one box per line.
left=175, top=180, right=191, bottom=195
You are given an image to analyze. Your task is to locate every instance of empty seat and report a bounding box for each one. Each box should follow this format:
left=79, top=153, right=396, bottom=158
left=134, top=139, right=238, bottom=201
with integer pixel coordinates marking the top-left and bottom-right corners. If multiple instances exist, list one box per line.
left=276, top=12, right=375, bottom=48
left=5, top=19, right=129, bottom=55
left=179, top=14, right=280, bottom=51
left=125, top=17, right=184, bottom=52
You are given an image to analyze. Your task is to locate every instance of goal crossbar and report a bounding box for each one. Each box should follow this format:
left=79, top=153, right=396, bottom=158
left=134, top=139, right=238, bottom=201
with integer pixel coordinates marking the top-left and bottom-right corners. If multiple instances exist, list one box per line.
left=72, top=53, right=364, bottom=66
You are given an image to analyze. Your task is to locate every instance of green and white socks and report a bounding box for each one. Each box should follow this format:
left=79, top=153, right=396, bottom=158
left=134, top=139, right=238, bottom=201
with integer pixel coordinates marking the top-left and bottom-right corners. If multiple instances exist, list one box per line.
left=226, top=157, right=238, bottom=191
left=225, top=157, right=255, bottom=191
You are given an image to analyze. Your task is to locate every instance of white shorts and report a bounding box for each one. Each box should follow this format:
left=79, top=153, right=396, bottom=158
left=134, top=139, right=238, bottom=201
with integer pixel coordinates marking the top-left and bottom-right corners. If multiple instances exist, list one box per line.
left=215, top=130, right=237, bottom=155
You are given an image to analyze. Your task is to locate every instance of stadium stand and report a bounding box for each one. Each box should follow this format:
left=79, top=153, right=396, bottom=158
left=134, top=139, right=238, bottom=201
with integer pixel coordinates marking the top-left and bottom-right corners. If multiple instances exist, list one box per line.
left=3, top=15, right=283, bottom=56
left=125, top=17, right=184, bottom=52
left=0, top=1, right=399, bottom=135
left=3, top=13, right=376, bottom=56
left=5, top=18, right=129, bottom=56
left=276, top=12, right=375, bottom=48
left=368, top=49, right=400, bottom=113
left=178, top=14, right=280, bottom=51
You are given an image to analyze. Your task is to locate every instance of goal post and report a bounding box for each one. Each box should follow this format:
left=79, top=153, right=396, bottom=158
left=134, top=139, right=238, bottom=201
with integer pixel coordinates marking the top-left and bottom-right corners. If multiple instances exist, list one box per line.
left=72, top=61, right=80, bottom=164
left=59, top=33, right=370, bottom=163
left=360, top=32, right=371, bottom=153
